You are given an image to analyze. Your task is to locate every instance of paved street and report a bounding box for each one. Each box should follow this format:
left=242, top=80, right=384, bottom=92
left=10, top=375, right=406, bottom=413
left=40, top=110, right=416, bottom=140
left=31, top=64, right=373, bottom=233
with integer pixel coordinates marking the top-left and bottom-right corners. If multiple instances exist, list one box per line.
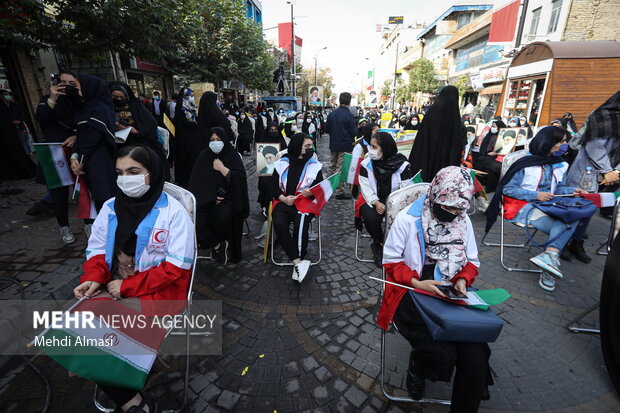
left=1, top=135, right=619, bottom=413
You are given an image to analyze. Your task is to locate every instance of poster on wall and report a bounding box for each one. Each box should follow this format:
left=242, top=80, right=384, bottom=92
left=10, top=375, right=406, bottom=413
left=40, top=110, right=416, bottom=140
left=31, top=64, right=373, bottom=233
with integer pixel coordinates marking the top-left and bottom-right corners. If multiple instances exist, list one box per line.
left=308, top=86, right=324, bottom=106
left=256, top=143, right=280, bottom=176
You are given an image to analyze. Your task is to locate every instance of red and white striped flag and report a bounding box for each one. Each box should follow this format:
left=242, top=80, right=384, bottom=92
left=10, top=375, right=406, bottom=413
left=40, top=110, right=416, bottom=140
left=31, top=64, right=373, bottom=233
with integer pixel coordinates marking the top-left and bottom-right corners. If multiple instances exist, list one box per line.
left=73, top=176, right=97, bottom=220
left=295, top=173, right=340, bottom=216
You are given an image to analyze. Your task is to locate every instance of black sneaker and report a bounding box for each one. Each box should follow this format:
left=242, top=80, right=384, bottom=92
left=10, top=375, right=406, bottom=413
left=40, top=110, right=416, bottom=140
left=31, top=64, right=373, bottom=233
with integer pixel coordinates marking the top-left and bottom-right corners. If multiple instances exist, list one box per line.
left=213, top=240, right=229, bottom=265
left=26, top=201, right=51, bottom=216
left=568, top=239, right=592, bottom=263
left=126, top=399, right=159, bottom=413
left=370, top=243, right=383, bottom=269
left=406, top=372, right=425, bottom=400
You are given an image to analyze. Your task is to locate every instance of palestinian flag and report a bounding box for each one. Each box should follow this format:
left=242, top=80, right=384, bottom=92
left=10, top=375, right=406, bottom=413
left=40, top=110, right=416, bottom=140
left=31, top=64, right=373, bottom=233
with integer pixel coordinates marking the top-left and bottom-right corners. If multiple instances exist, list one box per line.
left=295, top=173, right=340, bottom=216
left=580, top=192, right=620, bottom=208
left=342, top=152, right=363, bottom=185
left=73, top=175, right=97, bottom=220
left=33, top=298, right=166, bottom=390
left=34, top=143, right=73, bottom=189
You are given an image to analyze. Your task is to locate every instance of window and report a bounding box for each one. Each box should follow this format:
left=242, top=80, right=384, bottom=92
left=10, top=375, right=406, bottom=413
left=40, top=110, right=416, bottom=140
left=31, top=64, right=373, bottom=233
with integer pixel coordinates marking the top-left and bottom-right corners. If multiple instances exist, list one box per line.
left=548, top=0, right=563, bottom=33
left=529, top=7, right=541, bottom=37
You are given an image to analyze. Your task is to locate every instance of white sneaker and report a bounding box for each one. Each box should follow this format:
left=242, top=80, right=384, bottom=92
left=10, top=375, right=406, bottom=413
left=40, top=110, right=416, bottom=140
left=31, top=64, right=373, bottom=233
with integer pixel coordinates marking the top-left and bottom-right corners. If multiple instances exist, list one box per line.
left=60, top=226, right=75, bottom=244
left=84, top=224, right=92, bottom=239
left=296, top=260, right=311, bottom=283
left=477, top=198, right=490, bottom=212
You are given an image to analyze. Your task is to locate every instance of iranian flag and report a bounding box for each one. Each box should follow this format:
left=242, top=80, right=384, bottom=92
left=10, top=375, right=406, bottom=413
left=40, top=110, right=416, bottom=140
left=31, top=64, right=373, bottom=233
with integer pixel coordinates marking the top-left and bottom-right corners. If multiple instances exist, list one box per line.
left=580, top=192, right=620, bottom=208
left=34, top=298, right=166, bottom=390
left=34, top=143, right=73, bottom=189
left=342, top=151, right=363, bottom=185
left=73, top=175, right=97, bottom=220
left=295, top=173, right=340, bottom=216
left=411, top=170, right=423, bottom=184
left=468, top=169, right=486, bottom=198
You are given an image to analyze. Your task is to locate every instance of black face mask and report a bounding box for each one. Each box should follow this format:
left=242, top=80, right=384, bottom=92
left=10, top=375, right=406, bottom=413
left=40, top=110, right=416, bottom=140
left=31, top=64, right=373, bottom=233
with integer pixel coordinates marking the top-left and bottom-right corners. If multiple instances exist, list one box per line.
left=267, top=131, right=280, bottom=139
left=302, top=149, right=314, bottom=160
left=433, top=203, right=459, bottom=223
left=113, top=98, right=128, bottom=109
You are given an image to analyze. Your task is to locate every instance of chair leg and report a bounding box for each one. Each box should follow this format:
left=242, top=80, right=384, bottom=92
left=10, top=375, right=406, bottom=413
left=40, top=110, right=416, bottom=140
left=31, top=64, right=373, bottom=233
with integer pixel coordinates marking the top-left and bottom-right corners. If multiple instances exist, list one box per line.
left=499, top=217, right=542, bottom=274
left=93, top=385, right=115, bottom=412
left=355, top=229, right=373, bottom=263
left=270, top=218, right=322, bottom=266
left=595, top=241, right=609, bottom=256
left=567, top=304, right=601, bottom=334
left=242, top=219, right=251, bottom=237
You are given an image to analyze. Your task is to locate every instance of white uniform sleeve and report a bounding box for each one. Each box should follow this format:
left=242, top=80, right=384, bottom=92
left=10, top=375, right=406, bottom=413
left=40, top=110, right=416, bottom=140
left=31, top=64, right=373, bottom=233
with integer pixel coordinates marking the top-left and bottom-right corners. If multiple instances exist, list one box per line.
left=382, top=213, right=410, bottom=265
left=359, top=173, right=379, bottom=206
left=165, top=203, right=196, bottom=270
left=85, top=201, right=111, bottom=261
left=465, top=217, right=480, bottom=268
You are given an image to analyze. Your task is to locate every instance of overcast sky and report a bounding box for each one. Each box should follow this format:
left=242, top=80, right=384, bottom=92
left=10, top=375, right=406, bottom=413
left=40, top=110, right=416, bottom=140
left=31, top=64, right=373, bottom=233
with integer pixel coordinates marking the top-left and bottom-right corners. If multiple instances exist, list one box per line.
left=261, top=0, right=459, bottom=93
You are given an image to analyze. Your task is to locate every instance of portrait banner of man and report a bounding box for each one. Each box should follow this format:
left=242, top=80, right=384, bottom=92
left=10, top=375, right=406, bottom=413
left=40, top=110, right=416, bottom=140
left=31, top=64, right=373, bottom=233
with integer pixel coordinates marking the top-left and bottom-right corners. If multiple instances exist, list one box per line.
left=308, top=86, right=324, bottom=106
left=257, top=143, right=280, bottom=176
left=516, top=127, right=529, bottom=147
left=494, top=128, right=519, bottom=155
left=365, top=89, right=378, bottom=107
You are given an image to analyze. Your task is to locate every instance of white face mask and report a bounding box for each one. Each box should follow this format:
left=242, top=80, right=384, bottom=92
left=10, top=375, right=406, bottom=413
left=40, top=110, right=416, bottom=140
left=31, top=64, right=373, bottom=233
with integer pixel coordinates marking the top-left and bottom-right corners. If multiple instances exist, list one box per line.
left=209, top=140, right=225, bottom=154
left=240, top=115, right=246, bottom=120
left=306, top=118, right=311, bottom=123
left=411, top=120, right=418, bottom=126
left=490, top=127, right=498, bottom=134
left=117, top=174, right=150, bottom=198
left=368, top=149, right=381, bottom=160
left=188, top=96, right=195, bottom=103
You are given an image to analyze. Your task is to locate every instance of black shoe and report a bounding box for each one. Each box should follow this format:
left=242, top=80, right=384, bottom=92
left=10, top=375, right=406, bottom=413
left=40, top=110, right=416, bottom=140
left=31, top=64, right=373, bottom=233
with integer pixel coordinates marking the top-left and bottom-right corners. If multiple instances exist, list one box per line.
left=559, top=247, right=573, bottom=262
left=214, top=240, right=229, bottom=265
left=481, top=384, right=490, bottom=400
left=26, top=201, right=50, bottom=216
left=370, top=243, right=383, bottom=269
left=126, top=398, right=159, bottom=413
left=335, top=193, right=351, bottom=200
left=568, top=239, right=592, bottom=263
left=406, top=372, right=425, bottom=400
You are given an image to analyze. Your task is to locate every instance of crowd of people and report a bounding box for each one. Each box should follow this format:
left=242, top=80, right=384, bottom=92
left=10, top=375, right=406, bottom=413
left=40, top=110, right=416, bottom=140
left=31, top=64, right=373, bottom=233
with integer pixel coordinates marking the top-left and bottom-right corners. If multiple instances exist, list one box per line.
left=5, top=68, right=620, bottom=412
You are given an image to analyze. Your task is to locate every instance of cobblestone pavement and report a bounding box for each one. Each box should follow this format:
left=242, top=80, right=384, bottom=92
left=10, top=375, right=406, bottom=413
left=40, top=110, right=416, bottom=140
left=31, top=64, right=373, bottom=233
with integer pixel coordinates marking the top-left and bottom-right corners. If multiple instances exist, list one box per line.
left=1, top=135, right=619, bottom=412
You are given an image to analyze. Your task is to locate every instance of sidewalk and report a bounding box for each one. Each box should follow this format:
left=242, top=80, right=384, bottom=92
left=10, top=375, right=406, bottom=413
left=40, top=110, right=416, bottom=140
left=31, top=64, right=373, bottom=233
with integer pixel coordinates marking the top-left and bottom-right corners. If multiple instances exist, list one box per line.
left=1, top=136, right=619, bottom=412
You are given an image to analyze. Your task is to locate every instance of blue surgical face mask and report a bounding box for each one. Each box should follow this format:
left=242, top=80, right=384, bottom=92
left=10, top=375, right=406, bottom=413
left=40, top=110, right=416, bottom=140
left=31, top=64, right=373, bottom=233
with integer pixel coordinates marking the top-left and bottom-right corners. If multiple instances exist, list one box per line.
left=552, top=143, right=569, bottom=157
left=209, top=140, right=225, bottom=154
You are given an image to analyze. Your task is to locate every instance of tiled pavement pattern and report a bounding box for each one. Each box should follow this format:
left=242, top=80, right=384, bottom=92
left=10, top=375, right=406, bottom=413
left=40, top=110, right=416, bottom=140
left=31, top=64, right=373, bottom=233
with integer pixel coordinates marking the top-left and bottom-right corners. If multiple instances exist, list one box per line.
left=1, top=136, right=620, bottom=412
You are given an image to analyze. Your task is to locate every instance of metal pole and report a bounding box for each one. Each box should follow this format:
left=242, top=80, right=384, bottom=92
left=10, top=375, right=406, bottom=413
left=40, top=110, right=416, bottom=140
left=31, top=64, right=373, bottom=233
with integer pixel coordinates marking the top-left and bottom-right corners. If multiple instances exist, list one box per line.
left=514, top=0, right=529, bottom=48
left=290, top=2, right=296, bottom=96
left=391, top=42, right=399, bottom=109
left=314, top=57, right=317, bottom=86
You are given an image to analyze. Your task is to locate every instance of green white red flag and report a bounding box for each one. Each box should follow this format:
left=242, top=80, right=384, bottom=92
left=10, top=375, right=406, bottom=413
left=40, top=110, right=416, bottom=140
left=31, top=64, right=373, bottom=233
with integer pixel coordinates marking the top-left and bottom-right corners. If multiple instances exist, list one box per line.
left=73, top=175, right=97, bottom=220
left=580, top=192, right=620, bottom=208
left=34, top=143, right=73, bottom=189
left=341, top=152, right=362, bottom=185
left=295, top=173, right=340, bottom=216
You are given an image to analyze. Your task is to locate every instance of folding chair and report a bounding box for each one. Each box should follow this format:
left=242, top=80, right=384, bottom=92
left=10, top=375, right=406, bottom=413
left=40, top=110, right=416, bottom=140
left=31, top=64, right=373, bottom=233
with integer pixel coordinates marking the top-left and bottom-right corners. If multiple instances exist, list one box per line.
left=568, top=197, right=620, bottom=334
left=377, top=183, right=450, bottom=406
left=481, top=150, right=541, bottom=274
left=94, top=182, right=198, bottom=413
left=270, top=215, right=322, bottom=266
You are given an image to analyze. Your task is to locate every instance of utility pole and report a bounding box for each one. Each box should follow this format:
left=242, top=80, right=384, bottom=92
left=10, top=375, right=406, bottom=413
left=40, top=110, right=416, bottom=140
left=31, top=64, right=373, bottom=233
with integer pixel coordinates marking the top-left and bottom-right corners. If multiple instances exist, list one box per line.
left=289, top=1, right=296, bottom=96
left=391, top=41, right=399, bottom=110
left=314, top=47, right=327, bottom=86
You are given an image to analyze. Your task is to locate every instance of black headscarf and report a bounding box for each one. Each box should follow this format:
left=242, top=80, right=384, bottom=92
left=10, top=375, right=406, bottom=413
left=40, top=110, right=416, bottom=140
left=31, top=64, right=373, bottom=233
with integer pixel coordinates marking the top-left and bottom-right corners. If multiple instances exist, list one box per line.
left=114, top=146, right=166, bottom=256
left=582, top=91, right=620, bottom=142
left=198, top=92, right=234, bottom=144
left=301, top=112, right=314, bottom=135
left=484, top=126, right=565, bottom=233
left=601, top=233, right=620, bottom=396
left=74, top=74, right=116, bottom=148
left=284, top=133, right=311, bottom=195
left=372, top=131, right=408, bottom=201
left=362, top=122, right=377, bottom=144
left=408, top=85, right=465, bottom=182
left=405, top=114, right=420, bottom=130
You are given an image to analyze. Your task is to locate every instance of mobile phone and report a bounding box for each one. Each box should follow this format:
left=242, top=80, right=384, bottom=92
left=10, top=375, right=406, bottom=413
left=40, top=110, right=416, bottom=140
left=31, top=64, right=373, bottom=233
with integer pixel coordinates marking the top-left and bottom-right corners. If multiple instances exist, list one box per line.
left=50, top=74, right=60, bottom=86
left=437, top=285, right=467, bottom=300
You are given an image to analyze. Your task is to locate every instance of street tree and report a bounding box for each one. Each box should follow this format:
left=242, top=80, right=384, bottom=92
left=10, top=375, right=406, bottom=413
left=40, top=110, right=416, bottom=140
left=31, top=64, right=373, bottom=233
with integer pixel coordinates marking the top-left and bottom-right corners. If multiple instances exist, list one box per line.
left=298, top=66, right=334, bottom=101
left=408, top=58, right=439, bottom=94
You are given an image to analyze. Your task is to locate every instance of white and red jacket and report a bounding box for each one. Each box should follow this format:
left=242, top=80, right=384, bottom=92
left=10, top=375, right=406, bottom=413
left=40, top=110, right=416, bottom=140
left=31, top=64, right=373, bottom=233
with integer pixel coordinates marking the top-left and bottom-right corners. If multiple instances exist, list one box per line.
left=81, top=192, right=195, bottom=301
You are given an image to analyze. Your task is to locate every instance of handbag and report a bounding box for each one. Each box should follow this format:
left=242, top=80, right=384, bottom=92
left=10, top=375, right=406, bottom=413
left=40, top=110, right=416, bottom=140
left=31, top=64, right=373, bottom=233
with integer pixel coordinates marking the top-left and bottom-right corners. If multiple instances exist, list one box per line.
left=410, top=291, right=504, bottom=343
left=525, top=196, right=597, bottom=247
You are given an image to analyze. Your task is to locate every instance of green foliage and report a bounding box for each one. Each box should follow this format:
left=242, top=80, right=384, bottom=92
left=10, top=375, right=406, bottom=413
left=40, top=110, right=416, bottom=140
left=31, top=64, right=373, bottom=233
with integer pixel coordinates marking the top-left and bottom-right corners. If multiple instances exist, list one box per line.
left=451, top=75, right=469, bottom=98
left=2, top=0, right=274, bottom=89
left=408, top=58, right=439, bottom=94
left=380, top=76, right=406, bottom=102
left=298, top=66, right=334, bottom=101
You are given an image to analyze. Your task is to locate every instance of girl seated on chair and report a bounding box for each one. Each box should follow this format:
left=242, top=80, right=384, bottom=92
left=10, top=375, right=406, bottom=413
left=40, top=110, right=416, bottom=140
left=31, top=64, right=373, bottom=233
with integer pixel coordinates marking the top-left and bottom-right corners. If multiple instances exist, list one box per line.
left=271, top=133, right=323, bottom=283
left=473, top=120, right=506, bottom=194
left=351, top=122, right=380, bottom=199
left=73, top=145, right=195, bottom=413
left=378, top=166, right=492, bottom=411
left=485, top=126, right=592, bottom=292
left=189, top=127, right=250, bottom=265
left=356, top=131, right=413, bottom=268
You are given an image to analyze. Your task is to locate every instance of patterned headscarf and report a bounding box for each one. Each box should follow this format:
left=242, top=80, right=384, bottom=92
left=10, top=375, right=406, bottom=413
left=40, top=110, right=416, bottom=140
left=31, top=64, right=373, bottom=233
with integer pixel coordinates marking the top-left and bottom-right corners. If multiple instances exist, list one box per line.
left=422, top=166, right=474, bottom=279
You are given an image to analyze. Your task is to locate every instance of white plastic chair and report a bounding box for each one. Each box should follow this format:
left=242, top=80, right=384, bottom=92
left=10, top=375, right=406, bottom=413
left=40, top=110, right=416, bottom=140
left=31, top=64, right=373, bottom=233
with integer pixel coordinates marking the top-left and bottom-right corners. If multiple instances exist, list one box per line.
left=377, top=183, right=450, bottom=406
left=94, top=183, right=198, bottom=413
left=481, top=150, right=542, bottom=274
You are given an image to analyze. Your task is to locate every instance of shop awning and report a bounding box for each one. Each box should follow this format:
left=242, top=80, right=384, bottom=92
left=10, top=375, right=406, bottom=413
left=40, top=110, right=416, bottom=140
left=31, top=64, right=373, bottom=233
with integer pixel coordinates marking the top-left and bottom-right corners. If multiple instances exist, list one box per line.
left=480, top=84, right=503, bottom=95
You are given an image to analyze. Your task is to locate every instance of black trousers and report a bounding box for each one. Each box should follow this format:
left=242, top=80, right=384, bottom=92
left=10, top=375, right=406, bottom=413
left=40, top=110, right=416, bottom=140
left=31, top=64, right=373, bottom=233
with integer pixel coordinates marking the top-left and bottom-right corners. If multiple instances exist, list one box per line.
left=394, top=292, right=491, bottom=413
left=50, top=186, right=70, bottom=227
left=475, top=156, right=501, bottom=193
left=99, top=384, right=140, bottom=408
left=360, top=203, right=384, bottom=244
left=272, top=202, right=313, bottom=261
left=199, top=200, right=235, bottom=249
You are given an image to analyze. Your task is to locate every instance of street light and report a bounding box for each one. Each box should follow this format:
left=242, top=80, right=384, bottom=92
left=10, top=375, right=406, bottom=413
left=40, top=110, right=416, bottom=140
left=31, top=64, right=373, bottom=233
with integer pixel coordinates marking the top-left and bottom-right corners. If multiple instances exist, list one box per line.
left=314, top=46, right=327, bottom=86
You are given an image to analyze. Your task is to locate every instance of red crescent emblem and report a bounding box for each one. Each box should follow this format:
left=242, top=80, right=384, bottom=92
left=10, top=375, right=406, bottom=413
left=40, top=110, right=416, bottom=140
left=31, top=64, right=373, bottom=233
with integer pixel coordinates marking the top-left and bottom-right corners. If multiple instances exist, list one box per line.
left=154, top=230, right=166, bottom=243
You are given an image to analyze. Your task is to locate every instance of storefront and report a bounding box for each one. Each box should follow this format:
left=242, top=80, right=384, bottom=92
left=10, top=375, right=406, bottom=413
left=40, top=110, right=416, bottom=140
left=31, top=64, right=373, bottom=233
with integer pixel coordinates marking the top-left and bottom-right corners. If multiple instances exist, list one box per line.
left=123, top=57, right=173, bottom=99
left=478, top=66, right=506, bottom=115
left=497, top=41, right=620, bottom=127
